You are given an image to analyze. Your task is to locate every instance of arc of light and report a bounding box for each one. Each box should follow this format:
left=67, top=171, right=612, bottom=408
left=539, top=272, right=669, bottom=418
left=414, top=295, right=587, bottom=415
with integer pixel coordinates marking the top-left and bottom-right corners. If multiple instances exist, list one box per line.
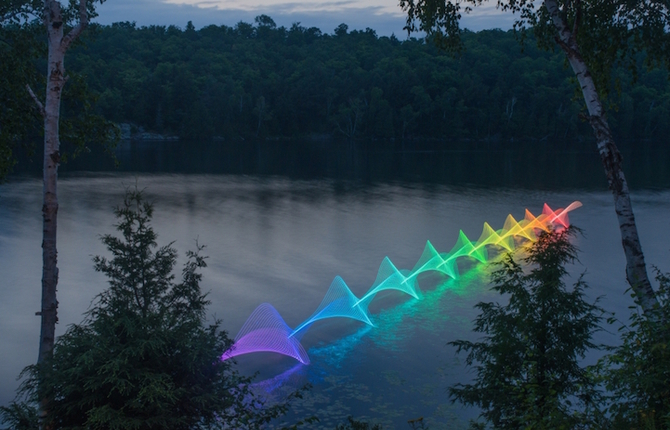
left=222, top=201, right=582, bottom=364
left=222, top=303, right=310, bottom=364
left=545, top=201, right=583, bottom=227
left=354, top=257, right=419, bottom=307
left=500, top=214, right=535, bottom=242
left=289, top=276, right=374, bottom=339
left=405, top=240, right=453, bottom=282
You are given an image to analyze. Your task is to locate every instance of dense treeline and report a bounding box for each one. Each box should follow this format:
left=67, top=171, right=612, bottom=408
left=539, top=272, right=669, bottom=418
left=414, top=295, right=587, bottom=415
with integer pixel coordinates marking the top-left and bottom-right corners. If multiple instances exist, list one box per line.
left=68, top=16, right=669, bottom=145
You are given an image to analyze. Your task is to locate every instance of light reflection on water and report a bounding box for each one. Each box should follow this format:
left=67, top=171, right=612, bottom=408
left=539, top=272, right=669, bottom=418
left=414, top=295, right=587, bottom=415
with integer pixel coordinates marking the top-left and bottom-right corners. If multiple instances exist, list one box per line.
left=1, top=170, right=670, bottom=429
left=245, top=262, right=497, bottom=429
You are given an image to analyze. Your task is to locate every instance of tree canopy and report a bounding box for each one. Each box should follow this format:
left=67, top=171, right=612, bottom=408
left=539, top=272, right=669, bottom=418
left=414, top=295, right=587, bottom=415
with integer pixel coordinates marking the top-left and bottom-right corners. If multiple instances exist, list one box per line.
left=400, top=0, right=670, bottom=100
left=59, top=18, right=670, bottom=145
left=0, top=20, right=41, bottom=179
left=0, top=0, right=117, bottom=181
left=399, top=0, right=670, bottom=317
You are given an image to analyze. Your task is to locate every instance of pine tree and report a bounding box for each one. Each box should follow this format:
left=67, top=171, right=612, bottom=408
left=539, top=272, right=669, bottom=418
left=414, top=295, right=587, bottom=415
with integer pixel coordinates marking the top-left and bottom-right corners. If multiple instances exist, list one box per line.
left=3, top=189, right=305, bottom=430
left=449, top=227, right=605, bottom=429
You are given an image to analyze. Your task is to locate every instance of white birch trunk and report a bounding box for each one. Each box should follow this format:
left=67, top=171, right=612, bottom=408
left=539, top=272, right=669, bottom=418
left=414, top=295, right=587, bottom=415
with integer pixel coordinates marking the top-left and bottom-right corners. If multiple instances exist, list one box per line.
left=38, top=0, right=88, bottom=364
left=36, top=3, right=88, bottom=426
left=544, top=0, right=659, bottom=315
left=39, top=0, right=63, bottom=366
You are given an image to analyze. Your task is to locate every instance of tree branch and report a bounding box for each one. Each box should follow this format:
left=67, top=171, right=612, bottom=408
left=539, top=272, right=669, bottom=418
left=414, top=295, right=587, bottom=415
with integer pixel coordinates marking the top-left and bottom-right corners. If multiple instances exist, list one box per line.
left=545, top=0, right=580, bottom=58
left=26, top=84, right=46, bottom=118
left=60, top=0, right=88, bottom=52
left=545, top=0, right=569, bottom=43
left=572, top=0, right=582, bottom=38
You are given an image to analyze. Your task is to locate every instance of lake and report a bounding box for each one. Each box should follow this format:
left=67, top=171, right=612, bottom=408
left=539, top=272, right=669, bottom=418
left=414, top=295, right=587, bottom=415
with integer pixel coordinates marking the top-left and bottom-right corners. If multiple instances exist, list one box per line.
left=1, top=140, right=670, bottom=429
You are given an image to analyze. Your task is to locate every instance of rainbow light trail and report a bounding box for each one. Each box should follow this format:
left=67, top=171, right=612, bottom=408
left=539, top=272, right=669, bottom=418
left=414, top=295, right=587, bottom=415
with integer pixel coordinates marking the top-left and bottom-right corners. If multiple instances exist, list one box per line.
left=222, top=202, right=582, bottom=364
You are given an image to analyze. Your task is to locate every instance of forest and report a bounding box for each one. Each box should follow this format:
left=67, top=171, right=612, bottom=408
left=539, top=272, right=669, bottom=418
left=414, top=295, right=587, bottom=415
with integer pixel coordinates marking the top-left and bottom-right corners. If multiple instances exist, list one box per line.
left=3, top=2, right=670, bottom=428
left=65, top=16, right=670, bottom=147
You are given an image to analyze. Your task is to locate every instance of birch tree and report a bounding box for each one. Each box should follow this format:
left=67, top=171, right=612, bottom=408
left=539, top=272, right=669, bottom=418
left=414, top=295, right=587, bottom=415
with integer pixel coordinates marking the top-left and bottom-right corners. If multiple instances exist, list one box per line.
left=1, top=3, right=113, bottom=183
left=17, top=2, right=115, bottom=425
left=399, top=0, right=670, bottom=316
left=32, top=0, right=88, bottom=367
left=1, top=0, right=111, bottom=366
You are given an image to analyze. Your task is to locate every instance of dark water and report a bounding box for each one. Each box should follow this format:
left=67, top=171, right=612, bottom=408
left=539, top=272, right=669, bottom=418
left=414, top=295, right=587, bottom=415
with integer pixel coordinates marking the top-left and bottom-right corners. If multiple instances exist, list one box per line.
left=15, top=139, right=670, bottom=190
left=2, top=141, right=670, bottom=429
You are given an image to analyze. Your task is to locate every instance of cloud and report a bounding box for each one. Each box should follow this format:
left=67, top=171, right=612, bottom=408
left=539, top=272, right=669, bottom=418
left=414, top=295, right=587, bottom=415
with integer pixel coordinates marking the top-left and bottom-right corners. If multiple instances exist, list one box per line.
left=93, top=0, right=515, bottom=36
left=162, top=0, right=403, bottom=16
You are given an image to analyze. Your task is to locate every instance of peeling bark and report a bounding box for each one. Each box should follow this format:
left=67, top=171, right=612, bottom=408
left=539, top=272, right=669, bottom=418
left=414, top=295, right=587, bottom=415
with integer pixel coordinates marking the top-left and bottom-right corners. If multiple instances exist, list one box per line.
left=545, top=0, right=659, bottom=316
left=38, top=0, right=88, bottom=365
left=39, top=0, right=64, bottom=368
left=35, top=2, right=89, bottom=426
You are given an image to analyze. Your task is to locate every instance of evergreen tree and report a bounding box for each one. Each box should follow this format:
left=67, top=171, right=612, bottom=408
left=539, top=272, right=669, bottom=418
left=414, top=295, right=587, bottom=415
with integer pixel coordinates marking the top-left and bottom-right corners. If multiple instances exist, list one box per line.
left=1, top=189, right=305, bottom=429
left=449, top=227, right=605, bottom=429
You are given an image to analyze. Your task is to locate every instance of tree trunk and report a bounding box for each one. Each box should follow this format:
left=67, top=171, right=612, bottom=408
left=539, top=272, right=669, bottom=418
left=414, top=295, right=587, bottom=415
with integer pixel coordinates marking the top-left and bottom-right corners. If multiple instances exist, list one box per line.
left=34, top=2, right=88, bottom=427
left=544, top=0, right=659, bottom=315
left=255, top=96, right=265, bottom=137
left=39, top=0, right=64, bottom=366
left=37, top=0, right=88, bottom=364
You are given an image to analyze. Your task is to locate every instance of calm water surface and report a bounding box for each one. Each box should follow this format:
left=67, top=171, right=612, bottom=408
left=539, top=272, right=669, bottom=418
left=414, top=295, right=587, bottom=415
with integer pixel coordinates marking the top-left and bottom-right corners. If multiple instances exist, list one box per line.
left=1, top=142, right=670, bottom=429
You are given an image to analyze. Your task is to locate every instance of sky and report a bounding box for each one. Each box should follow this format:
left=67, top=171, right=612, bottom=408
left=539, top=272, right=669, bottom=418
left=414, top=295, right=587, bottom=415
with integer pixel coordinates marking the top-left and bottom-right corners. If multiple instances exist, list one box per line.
left=94, top=0, right=516, bottom=36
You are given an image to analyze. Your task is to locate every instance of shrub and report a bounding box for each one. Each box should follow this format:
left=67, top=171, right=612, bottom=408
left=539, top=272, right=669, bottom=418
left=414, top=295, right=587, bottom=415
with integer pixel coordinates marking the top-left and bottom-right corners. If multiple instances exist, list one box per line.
left=598, top=269, right=670, bottom=429
left=2, top=189, right=305, bottom=429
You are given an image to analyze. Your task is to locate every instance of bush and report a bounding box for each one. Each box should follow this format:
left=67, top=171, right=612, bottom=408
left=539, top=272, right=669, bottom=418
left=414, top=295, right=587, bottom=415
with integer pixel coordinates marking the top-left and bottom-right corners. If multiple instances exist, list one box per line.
left=598, top=269, right=670, bottom=429
left=1, top=189, right=305, bottom=430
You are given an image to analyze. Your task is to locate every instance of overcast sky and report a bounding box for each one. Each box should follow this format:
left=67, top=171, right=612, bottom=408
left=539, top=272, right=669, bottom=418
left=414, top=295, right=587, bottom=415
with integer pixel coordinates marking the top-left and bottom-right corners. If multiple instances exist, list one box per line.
left=94, top=0, right=516, bottom=36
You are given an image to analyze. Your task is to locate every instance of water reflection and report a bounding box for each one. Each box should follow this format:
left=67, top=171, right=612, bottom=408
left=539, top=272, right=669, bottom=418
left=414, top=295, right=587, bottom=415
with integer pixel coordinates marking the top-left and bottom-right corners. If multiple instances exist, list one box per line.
left=13, top=139, right=670, bottom=190
left=3, top=143, right=670, bottom=428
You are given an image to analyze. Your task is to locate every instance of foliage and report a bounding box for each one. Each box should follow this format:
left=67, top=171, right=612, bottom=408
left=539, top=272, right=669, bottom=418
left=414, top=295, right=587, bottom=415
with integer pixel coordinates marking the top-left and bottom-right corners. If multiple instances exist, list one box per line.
left=0, top=0, right=119, bottom=181
left=596, top=269, right=670, bottom=429
left=449, top=227, right=605, bottom=429
left=335, top=416, right=383, bottom=430
left=331, top=414, right=426, bottom=429
left=0, top=20, right=41, bottom=180
left=399, top=0, right=670, bottom=102
left=1, top=189, right=305, bottom=429
left=63, top=19, right=669, bottom=145
left=0, top=400, right=39, bottom=430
